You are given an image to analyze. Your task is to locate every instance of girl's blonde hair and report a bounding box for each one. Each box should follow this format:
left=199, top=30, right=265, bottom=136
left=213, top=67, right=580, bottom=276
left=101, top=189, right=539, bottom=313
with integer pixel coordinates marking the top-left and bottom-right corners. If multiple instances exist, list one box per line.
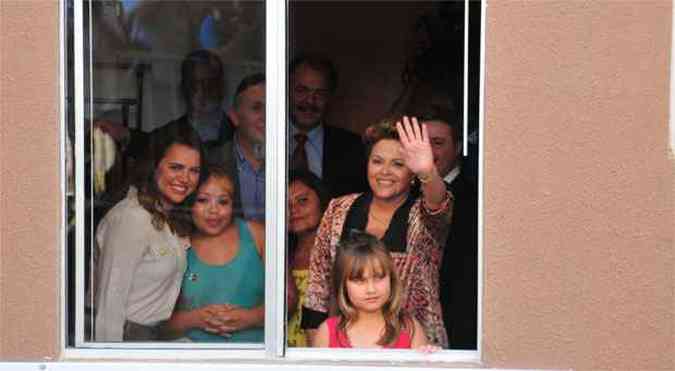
left=332, top=231, right=412, bottom=346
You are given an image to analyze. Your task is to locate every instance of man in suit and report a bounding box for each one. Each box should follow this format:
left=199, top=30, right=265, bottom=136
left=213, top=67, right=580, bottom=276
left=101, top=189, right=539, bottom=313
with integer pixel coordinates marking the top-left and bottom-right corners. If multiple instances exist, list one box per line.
left=421, top=108, right=478, bottom=349
left=208, top=73, right=265, bottom=221
left=288, top=54, right=368, bottom=198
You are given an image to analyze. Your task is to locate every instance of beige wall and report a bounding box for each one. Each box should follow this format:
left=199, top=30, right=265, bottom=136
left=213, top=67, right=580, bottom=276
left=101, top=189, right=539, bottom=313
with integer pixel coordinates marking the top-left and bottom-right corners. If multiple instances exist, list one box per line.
left=483, top=1, right=674, bottom=369
left=0, top=0, right=61, bottom=361
left=0, top=0, right=673, bottom=369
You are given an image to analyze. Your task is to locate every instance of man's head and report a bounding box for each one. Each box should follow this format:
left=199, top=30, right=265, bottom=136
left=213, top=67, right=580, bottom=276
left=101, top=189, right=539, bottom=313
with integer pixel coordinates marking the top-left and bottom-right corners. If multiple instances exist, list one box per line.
left=228, top=73, right=266, bottom=148
left=181, top=50, right=225, bottom=118
left=289, top=54, right=337, bottom=132
left=415, top=105, right=461, bottom=178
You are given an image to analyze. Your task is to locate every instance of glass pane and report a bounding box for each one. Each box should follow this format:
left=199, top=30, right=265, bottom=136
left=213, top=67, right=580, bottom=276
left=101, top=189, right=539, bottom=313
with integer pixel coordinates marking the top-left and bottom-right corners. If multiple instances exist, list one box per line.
left=287, top=0, right=480, bottom=351
left=67, top=0, right=268, bottom=346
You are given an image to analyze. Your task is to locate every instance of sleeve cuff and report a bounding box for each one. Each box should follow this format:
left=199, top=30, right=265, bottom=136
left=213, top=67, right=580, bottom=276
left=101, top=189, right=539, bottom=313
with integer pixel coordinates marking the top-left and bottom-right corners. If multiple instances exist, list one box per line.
left=422, top=190, right=453, bottom=215
left=300, top=306, right=328, bottom=329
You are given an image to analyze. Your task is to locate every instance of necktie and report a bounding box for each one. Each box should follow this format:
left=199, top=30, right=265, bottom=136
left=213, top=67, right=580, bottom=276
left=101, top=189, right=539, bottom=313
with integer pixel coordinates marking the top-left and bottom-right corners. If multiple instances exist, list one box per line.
left=292, top=133, right=309, bottom=171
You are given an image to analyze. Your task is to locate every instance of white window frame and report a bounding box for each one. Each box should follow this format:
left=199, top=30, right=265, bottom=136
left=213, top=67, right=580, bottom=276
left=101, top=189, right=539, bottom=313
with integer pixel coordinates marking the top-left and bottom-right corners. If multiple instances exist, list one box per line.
left=60, top=0, right=487, bottom=367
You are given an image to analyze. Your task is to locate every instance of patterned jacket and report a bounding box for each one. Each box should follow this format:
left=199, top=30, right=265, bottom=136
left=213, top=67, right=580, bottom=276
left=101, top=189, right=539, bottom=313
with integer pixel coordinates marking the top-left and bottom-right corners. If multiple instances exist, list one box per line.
left=304, top=192, right=452, bottom=347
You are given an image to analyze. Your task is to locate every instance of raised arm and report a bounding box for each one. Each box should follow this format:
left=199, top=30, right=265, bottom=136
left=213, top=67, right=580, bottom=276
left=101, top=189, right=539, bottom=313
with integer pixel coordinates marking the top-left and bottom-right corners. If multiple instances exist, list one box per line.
left=396, top=116, right=446, bottom=209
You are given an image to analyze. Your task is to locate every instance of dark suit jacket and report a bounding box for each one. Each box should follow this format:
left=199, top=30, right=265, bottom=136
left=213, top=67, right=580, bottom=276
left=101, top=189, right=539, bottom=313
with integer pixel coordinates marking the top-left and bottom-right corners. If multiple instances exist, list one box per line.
left=321, top=125, right=368, bottom=198
left=440, top=170, right=478, bottom=349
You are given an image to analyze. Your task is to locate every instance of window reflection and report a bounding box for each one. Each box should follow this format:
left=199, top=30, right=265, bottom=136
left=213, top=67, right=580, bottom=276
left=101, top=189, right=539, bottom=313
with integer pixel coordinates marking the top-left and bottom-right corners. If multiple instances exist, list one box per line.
left=288, top=1, right=479, bottom=350
left=74, top=0, right=266, bottom=344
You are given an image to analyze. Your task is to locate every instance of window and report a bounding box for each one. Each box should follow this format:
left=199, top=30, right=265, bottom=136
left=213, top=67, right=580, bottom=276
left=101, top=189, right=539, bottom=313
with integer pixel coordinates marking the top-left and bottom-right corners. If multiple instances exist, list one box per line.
left=64, top=0, right=484, bottom=363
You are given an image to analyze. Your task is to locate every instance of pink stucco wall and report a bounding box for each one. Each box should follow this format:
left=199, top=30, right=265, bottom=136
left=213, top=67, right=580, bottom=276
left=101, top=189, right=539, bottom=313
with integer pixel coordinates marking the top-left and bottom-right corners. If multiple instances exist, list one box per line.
left=0, top=1, right=673, bottom=369
left=483, top=1, right=674, bottom=369
left=0, top=0, right=61, bottom=361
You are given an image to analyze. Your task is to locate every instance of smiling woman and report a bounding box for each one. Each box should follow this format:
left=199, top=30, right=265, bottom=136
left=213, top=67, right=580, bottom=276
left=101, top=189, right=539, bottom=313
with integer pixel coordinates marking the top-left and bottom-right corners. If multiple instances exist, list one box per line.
left=302, top=117, right=453, bottom=347
left=165, top=166, right=266, bottom=343
left=94, top=125, right=205, bottom=341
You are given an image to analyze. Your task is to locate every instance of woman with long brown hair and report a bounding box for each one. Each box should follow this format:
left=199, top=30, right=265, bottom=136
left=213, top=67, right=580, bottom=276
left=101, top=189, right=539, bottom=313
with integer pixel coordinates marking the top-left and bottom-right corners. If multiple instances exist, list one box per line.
left=95, top=125, right=204, bottom=341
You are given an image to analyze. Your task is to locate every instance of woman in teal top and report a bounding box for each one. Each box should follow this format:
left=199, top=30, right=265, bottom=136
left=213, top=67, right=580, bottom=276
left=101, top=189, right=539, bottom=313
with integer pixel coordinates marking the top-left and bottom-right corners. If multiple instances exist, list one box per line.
left=167, top=166, right=265, bottom=342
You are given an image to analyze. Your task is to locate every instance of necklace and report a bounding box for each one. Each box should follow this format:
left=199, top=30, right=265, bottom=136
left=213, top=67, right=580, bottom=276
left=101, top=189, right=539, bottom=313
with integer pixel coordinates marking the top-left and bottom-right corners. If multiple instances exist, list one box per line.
left=368, top=211, right=390, bottom=226
left=368, top=199, right=403, bottom=227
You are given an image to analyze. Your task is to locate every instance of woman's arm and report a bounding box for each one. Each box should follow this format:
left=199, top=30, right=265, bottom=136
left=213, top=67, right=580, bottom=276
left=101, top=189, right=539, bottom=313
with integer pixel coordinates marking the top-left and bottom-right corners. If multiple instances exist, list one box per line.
left=247, top=221, right=297, bottom=316
left=247, top=220, right=265, bottom=259
left=166, top=303, right=234, bottom=336
left=287, top=269, right=298, bottom=317
left=396, top=116, right=447, bottom=209
left=410, top=317, right=429, bottom=348
left=94, top=209, right=149, bottom=341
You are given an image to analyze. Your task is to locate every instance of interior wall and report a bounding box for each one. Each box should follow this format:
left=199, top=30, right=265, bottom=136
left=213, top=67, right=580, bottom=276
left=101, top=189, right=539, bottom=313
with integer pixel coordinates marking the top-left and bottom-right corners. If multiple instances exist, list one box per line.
left=0, top=0, right=673, bottom=369
left=0, top=0, right=61, bottom=360
left=290, top=1, right=438, bottom=133
left=483, top=1, right=675, bottom=369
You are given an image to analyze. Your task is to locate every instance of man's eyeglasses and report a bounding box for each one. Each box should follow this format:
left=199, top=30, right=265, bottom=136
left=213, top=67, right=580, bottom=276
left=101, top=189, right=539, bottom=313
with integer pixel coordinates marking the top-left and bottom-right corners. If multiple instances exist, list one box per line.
left=293, top=84, right=330, bottom=101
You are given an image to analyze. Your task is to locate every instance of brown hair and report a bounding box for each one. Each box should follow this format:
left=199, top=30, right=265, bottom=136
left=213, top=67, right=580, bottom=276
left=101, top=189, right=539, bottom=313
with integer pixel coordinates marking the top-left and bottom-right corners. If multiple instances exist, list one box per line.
left=289, top=53, right=338, bottom=92
left=362, top=119, right=401, bottom=159
left=332, top=231, right=412, bottom=346
left=134, top=124, right=206, bottom=237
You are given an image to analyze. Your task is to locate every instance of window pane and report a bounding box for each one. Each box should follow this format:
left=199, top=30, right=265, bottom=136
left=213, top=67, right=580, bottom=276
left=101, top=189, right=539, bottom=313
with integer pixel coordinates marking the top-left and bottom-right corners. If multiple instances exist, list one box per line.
left=67, top=0, right=269, bottom=346
left=287, top=0, right=480, bottom=351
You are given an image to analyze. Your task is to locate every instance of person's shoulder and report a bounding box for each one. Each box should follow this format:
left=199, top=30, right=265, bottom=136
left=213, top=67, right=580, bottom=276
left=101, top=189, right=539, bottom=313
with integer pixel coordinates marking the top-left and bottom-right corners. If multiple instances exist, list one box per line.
left=245, top=219, right=265, bottom=238
left=98, top=190, right=152, bottom=232
left=313, top=317, right=334, bottom=347
left=328, top=193, right=361, bottom=209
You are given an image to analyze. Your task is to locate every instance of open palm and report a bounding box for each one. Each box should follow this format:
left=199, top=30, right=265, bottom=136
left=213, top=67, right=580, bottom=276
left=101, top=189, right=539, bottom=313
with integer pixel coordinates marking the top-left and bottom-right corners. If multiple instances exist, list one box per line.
left=396, top=116, right=434, bottom=176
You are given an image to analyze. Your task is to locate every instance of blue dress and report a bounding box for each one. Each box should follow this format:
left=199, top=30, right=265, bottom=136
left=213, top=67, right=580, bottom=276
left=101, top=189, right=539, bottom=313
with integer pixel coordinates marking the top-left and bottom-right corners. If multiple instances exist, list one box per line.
left=179, top=219, right=264, bottom=342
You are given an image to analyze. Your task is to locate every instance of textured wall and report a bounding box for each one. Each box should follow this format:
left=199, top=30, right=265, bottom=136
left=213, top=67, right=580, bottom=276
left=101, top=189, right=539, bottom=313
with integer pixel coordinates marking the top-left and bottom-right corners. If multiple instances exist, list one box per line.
left=483, top=1, right=675, bottom=369
left=0, top=0, right=61, bottom=360
left=1, top=0, right=674, bottom=369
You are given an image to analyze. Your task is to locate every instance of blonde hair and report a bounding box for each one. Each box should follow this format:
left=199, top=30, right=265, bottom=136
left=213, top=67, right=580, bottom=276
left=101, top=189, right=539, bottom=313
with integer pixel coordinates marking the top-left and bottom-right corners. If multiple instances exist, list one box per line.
left=332, top=231, right=412, bottom=346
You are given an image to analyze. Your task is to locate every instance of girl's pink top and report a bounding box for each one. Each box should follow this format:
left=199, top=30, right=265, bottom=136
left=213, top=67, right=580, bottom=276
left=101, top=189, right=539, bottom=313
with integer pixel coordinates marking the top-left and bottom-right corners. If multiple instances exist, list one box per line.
left=325, top=316, right=412, bottom=348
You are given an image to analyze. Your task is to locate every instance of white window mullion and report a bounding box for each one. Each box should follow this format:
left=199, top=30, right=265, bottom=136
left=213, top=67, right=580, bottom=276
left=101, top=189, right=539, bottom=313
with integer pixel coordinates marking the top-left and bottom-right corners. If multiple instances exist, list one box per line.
left=264, top=0, right=288, bottom=359
left=463, top=0, right=470, bottom=157
left=73, top=0, right=87, bottom=347
left=476, top=0, right=487, bottom=358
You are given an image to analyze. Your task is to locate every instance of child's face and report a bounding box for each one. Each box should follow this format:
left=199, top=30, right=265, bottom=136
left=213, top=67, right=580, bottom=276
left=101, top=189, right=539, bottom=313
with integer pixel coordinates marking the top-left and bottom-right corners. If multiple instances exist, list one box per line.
left=345, top=261, right=391, bottom=314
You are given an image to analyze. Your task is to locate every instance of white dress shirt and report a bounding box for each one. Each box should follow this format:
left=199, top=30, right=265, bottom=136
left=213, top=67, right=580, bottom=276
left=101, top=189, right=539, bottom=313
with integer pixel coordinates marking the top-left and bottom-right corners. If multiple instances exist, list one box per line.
left=94, top=187, right=187, bottom=341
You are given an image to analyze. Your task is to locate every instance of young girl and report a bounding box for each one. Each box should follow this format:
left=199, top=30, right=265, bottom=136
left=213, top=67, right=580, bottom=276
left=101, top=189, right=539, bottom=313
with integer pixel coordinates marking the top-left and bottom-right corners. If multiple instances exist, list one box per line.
left=311, top=231, right=433, bottom=349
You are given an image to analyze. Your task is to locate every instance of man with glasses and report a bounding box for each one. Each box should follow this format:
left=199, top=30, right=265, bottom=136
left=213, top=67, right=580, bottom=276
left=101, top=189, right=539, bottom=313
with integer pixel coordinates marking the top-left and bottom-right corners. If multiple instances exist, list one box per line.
left=289, top=54, right=367, bottom=198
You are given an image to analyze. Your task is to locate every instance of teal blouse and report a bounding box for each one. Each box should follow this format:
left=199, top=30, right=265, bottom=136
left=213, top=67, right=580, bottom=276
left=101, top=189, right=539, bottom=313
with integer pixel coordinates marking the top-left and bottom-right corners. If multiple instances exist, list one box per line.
left=179, top=218, right=264, bottom=343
